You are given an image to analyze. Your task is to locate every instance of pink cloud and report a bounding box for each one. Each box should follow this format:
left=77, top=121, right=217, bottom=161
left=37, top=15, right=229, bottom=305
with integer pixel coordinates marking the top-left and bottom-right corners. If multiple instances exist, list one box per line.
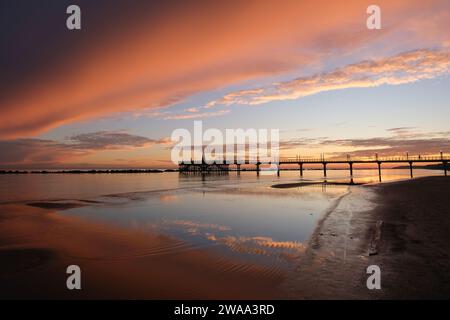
left=204, top=49, right=450, bottom=107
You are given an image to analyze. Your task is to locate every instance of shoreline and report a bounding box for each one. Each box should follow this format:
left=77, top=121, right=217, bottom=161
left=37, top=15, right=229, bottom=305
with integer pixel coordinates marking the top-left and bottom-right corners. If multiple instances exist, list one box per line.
left=272, top=181, right=365, bottom=188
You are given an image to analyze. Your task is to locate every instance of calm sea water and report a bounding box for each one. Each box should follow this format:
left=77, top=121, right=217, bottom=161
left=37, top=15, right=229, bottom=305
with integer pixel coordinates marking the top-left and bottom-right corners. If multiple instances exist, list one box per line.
left=0, top=169, right=443, bottom=275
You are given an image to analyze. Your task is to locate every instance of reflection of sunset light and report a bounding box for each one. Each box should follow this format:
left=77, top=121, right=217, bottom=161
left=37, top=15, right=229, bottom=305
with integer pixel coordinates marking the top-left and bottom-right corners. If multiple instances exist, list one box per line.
left=210, top=235, right=306, bottom=259
left=159, top=194, right=178, bottom=203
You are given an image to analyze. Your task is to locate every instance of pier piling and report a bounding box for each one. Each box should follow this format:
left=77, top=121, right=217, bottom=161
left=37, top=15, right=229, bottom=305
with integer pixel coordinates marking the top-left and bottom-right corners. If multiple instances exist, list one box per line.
left=409, top=161, right=413, bottom=178
left=377, top=162, right=382, bottom=182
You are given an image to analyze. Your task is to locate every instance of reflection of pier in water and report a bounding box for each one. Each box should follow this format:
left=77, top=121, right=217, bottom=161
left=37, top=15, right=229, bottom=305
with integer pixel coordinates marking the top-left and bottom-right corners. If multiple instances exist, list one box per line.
left=179, top=154, right=449, bottom=181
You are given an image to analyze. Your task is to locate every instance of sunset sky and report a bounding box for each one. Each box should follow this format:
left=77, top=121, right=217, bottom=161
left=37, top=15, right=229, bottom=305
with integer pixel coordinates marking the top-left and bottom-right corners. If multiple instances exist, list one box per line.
left=1, top=0, right=449, bottom=169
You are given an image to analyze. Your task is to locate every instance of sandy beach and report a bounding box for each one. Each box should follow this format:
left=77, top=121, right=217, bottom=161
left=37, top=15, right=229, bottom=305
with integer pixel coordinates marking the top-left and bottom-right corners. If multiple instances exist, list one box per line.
left=366, top=176, right=450, bottom=298
left=285, top=176, right=450, bottom=299
left=0, top=176, right=449, bottom=299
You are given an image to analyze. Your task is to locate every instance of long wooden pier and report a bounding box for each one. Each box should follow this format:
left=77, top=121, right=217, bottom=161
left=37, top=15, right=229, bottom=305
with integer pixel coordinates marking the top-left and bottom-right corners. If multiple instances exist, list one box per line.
left=179, top=154, right=449, bottom=178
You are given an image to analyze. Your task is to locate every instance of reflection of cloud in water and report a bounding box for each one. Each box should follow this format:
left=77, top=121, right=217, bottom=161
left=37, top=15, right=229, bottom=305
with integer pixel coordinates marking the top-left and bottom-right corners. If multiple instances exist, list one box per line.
left=160, top=219, right=306, bottom=263
left=214, top=235, right=306, bottom=260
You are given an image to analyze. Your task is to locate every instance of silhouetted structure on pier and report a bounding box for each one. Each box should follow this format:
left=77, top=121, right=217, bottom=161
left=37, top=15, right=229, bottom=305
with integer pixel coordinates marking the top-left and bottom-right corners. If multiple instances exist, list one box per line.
left=179, top=156, right=229, bottom=173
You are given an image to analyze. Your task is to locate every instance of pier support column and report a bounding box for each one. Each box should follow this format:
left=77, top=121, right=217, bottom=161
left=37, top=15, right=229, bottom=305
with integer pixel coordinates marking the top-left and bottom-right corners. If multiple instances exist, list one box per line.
left=256, top=162, right=260, bottom=175
left=237, top=164, right=241, bottom=174
left=299, top=163, right=303, bottom=177
left=409, top=161, right=413, bottom=178
left=444, top=161, right=448, bottom=176
left=323, top=162, right=327, bottom=178
left=377, top=161, right=382, bottom=182
left=277, top=165, right=280, bottom=176
left=349, top=162, right=353, bottom=177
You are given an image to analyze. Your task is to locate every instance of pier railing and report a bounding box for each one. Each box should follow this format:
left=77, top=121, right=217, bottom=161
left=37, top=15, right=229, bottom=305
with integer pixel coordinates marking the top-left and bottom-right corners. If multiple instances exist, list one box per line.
left=180, top=155, right=449, bottom=164
left=278, top=155, right=450, bottom=163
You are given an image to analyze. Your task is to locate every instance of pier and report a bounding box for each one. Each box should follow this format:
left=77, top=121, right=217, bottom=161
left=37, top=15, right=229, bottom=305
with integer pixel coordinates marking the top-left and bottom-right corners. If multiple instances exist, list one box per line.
left=179, top=154, right=449, bottom=179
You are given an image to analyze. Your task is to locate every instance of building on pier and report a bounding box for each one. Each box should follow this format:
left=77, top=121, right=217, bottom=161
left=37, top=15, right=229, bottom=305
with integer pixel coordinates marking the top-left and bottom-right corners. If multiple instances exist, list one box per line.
left=178, top=157, right=230, bottom=172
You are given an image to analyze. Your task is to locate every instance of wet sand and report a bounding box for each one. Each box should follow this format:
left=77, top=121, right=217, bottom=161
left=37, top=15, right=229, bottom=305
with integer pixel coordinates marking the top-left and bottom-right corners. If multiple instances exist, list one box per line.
left=0, top=204, right=283, bottom=299
left=284, top=176, right=450, bottom=299
left=272, top=181, right=364, bottom=188
left=27, top=202, right=86, bottom=210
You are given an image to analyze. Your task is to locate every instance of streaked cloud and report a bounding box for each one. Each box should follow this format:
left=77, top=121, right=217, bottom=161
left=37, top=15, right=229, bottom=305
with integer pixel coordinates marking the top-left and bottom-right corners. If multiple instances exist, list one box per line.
left=67, top=131, right=164, bottom=150
left=0, top=139, right=83, bottom=166
left=162, top=109, right=230, bottom=120
left=279, top=128, right=450, bottom=157
left=386, top=127, right=417, bottom=133
left=327, top=136, right=450, bottom=157
left=205, top=49, right=450, bottom=108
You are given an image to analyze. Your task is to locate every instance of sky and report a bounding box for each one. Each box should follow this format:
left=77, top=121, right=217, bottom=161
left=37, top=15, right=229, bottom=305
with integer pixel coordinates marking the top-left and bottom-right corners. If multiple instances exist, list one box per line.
left=0, top=0, right=449, bottom=169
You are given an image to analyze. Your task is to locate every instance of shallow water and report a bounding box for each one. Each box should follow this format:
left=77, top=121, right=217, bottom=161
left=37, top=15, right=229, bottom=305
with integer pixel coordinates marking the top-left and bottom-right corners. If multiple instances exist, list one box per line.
left=0, top=168, right=442, bottom=203
left=0, top=169, right=443, bottom=278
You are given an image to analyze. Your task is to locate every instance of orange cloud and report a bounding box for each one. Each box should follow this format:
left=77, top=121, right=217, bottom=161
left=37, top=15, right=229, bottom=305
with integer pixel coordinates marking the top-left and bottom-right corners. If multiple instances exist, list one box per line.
left=1, top=0, right=447, bottom=138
